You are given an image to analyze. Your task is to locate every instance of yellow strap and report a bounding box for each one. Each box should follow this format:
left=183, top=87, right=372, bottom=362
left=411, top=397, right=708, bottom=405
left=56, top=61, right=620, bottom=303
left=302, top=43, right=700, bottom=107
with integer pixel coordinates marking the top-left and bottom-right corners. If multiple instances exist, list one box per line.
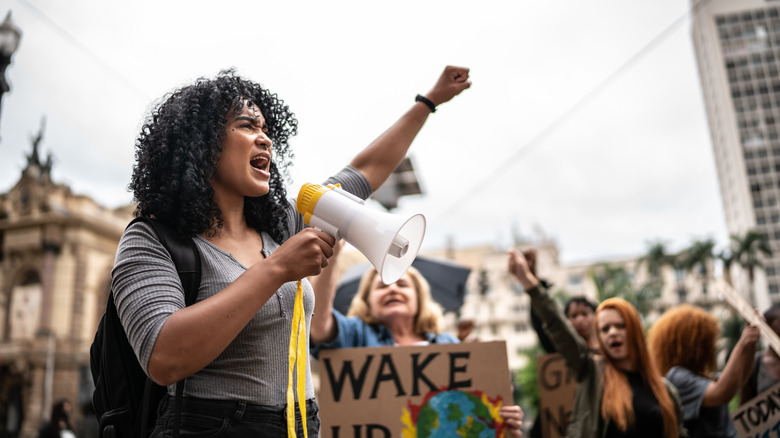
left=287, top=280, right=308, bottom=437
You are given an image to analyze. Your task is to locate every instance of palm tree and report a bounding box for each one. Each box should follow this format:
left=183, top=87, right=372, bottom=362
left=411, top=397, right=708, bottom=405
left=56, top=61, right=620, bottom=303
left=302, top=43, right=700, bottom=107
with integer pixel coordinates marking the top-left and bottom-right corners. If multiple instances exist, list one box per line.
left=717, top=248, right=735, bottom=287
left=680, top=238, right=716, bottom=296
left=588, top=263, right=658, bottom=317
left=731, top=230, right=773, bottom=305
left=589, top=263, right=633, bottom=302
left=636, top=240, right=679, bottom=305
left=638, top=240, right=674, bottom=280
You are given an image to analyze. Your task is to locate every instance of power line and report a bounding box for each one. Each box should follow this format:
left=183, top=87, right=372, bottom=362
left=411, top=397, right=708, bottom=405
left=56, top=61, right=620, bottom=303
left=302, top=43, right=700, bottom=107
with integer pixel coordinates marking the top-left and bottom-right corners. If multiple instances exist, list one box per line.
left=14, top=0, right=151, bottom=100
left=431, top=0, right=712, bottom=224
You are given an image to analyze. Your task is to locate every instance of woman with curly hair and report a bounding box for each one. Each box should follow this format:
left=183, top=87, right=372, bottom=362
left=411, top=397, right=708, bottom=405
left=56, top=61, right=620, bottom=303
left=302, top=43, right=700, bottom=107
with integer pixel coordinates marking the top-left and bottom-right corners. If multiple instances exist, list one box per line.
left=648, top=304, right=759, bottom=438
left=112, top=66, right=471, bottom=437
left=507, top=249, right=684, bottom=438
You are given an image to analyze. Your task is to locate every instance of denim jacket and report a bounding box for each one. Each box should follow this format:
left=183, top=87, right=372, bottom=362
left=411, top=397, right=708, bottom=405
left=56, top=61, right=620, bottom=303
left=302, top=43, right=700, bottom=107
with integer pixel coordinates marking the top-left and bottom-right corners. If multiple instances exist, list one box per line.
left=310, top=309, right=458, bottom=358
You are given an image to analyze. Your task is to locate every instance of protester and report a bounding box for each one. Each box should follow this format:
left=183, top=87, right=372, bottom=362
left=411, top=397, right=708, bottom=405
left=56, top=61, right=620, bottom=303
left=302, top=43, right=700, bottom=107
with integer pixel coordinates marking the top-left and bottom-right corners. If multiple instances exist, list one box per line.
left=648, top=304, right=759, bottom=437
left=112, top=65, right=471, bottom=437
left=740, top=303, right=780, bottom=404
left=522, top=248, right=598, bottom=437
left=507, top=249, right=684, bottom=438
left=527, top=251, right=599, bottom=353
left=75, top=401, right=97, bottom=438
left=309, top=243, right=525, bottom=437
left=37, top=399, right=76, bottom=438
left=310, top=262, right=457, bottom=347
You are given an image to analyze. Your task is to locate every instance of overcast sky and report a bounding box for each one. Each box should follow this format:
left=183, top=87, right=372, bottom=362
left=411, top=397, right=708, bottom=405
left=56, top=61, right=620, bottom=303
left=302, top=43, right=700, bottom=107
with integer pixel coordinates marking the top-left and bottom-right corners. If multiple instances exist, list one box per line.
left=1, top=0, right=721, bottom=265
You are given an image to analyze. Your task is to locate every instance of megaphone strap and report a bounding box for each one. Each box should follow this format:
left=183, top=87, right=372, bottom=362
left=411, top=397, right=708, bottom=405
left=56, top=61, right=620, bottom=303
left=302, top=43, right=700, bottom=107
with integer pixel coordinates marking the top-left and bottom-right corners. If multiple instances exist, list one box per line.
left=286, top=280, right=308, bottom=437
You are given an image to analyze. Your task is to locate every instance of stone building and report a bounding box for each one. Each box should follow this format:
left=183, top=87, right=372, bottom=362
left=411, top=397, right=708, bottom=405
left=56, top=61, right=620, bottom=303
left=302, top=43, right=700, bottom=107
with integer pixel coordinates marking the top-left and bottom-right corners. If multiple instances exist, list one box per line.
left=0, top=141, right=132, bottom=437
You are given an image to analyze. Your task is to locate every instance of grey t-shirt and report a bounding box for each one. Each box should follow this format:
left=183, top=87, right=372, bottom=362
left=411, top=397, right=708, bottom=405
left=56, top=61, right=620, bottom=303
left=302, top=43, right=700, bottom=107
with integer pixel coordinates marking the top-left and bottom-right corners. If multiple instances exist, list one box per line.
left=112, top=166, right=371, bottom=405
left=666, top=366, right=737, bottom=438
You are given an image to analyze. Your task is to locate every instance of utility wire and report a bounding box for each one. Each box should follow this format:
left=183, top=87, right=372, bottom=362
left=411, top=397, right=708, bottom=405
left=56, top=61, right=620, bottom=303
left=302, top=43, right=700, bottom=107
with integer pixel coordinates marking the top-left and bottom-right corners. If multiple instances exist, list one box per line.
left=431, top=0, right=712, bottom=224
left=15, top=0, right=151, bottom=100
left=15, top=0, right=712, bottom=224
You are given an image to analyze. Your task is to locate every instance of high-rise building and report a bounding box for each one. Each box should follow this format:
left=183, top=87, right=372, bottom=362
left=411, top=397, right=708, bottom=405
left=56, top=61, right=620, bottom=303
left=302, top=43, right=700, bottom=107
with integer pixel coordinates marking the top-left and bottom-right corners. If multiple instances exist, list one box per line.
left=691, top=0, right=780, bottom=309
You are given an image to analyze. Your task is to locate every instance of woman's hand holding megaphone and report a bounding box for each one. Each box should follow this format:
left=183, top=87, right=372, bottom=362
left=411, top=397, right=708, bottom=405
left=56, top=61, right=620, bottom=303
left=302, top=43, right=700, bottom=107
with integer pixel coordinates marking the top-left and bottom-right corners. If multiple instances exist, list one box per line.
left=266, top=227, right=336, bottom=283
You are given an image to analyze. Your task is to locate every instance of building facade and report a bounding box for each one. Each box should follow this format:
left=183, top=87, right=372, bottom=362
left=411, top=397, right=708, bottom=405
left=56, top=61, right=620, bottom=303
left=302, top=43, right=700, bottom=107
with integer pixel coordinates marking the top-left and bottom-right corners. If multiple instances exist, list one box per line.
left=0, top=143, right=132, bottom=437
left=691, top=0, right=780, bottom=310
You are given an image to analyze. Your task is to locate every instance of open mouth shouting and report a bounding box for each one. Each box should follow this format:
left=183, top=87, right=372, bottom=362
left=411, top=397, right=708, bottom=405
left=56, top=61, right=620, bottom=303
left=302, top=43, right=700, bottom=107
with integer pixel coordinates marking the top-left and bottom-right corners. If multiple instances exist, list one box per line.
left=607, top=339, right=624, bottom=353
left=383, top=296, right=405, bottom=307
left=250, top=153, right=270, bottom=176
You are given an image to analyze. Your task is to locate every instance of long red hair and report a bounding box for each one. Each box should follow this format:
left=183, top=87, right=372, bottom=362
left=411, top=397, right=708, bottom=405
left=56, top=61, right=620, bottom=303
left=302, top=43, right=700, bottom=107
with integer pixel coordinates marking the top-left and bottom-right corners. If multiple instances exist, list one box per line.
left=595, top=298, right=678, bottom=438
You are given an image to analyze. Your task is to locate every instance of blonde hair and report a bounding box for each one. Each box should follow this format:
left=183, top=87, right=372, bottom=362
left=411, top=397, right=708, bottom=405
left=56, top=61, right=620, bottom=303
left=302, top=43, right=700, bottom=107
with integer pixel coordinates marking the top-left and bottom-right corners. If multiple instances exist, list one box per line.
left=595, top=298, right=678, bottom=438
left=647, top=304, right=719, bottom=377
left=346, top=266, right=445, bottom=335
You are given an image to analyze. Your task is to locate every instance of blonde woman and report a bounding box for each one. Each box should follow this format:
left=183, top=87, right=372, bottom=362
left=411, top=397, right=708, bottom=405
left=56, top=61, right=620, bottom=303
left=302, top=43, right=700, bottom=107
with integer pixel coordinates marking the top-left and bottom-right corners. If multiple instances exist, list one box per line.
left=310, top=250, right=525, bottom=436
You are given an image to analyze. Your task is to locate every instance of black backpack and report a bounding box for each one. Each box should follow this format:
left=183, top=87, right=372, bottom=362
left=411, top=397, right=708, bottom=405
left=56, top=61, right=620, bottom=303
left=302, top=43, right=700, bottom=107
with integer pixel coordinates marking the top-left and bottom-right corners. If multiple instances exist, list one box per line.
left=90, top=217, right=201, bottom=438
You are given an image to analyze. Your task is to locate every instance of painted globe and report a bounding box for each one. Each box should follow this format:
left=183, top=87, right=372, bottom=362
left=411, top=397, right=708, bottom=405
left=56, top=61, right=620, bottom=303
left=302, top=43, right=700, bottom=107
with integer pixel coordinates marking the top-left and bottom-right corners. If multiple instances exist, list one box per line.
left=415, top=390, right=497, bottom=437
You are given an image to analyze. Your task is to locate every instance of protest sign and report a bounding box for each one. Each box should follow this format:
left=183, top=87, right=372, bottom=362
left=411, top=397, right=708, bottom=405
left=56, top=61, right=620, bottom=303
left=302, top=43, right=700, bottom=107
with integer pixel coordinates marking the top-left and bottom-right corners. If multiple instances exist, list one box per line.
left=732, top=381, right=780, bottom=438
left=316, top=340, right=513, bottom=437
left=716, top=281, right=780, bottom=437
left=536, top=353, right=575, bottom=438
left=717, top=281, right=780, bottom=355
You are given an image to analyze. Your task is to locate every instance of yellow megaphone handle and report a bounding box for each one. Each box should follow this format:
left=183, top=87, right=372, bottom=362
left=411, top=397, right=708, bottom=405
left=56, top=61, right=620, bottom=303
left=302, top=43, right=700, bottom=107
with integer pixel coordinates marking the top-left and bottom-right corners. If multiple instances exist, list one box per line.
left=286, top=280, right=308, bottom=437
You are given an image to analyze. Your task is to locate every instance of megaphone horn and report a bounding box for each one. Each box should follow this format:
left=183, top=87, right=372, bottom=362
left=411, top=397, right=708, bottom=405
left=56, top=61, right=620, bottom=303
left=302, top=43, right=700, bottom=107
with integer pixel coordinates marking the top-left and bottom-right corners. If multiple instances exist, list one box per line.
left=296, top=183, right=426, bottom=284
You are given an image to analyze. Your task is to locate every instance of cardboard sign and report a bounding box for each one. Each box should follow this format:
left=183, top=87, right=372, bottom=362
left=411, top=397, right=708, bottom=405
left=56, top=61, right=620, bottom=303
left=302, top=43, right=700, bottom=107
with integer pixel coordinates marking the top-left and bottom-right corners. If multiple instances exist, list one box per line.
left=316, top=341, right=513, bottom=437
left=717, top=281, right=780, bottom=356
left=732, top=381, right=780, bottom=438
left=536, top=353, right=575, bottom=438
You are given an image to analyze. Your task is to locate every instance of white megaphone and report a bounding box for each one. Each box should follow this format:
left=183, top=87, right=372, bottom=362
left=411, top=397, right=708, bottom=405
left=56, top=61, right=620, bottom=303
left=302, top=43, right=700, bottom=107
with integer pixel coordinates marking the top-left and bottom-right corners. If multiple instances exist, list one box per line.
left=296, top=183, right=426, bottom=284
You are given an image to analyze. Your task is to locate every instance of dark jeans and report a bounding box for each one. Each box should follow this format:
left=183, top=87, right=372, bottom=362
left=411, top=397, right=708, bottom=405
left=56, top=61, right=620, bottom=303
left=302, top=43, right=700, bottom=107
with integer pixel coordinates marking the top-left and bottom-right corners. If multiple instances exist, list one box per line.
left=151, top=395, right=320, bottom=438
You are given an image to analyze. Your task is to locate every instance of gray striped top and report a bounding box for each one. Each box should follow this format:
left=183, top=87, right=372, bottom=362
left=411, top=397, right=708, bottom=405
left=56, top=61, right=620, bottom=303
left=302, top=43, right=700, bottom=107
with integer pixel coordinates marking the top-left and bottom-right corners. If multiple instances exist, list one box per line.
left=112, top=166, right=372, bottom=405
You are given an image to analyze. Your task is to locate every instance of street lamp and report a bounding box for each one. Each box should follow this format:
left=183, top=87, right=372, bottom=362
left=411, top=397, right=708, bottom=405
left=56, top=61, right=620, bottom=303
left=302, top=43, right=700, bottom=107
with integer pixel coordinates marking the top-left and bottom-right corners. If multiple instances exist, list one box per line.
left=0, top=11, right=22, bottom=126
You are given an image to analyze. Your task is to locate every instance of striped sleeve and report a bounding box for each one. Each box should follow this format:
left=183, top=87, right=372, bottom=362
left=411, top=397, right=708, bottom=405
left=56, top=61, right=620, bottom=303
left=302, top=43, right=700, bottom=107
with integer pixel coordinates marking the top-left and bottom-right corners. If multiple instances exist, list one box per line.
left=285, top=165, right=373, bottom=238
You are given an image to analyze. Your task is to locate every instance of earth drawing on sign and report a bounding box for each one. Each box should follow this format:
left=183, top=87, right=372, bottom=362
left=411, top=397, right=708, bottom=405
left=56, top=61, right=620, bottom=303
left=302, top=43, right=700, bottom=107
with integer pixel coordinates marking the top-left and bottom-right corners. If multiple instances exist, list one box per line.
left=401, top=389, right=507, bottom=437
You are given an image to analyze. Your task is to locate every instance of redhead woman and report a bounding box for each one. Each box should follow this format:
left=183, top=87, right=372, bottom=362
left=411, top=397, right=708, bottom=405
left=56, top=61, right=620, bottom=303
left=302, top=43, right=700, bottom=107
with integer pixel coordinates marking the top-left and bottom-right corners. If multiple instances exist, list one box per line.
left=507, top=249, right=685, bottom=438
left=648, top=304, right=758, bottom=438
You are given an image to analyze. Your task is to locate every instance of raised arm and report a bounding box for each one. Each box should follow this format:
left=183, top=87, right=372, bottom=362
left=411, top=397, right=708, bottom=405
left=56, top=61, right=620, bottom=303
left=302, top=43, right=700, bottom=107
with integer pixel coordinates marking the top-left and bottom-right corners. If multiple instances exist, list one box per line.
left=350, top=65, right=471, bottom=190
left=309, top=240, right=345, bottom=344
left=702, top=322, right=760, bottom=406
left=508, top=249, right=594, bottom=380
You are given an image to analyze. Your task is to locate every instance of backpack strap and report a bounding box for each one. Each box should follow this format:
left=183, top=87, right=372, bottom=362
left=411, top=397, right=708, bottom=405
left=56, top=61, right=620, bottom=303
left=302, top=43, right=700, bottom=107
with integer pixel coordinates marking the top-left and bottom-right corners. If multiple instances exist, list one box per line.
left=131, top=217, right=201, bottom=305
left=128, top=217, right=201, bottom=438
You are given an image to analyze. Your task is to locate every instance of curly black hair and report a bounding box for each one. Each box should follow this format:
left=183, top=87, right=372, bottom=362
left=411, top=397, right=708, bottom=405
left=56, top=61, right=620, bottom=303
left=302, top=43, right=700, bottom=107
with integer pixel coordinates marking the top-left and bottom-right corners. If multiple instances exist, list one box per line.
left=129, top=69, right=298, bottom=242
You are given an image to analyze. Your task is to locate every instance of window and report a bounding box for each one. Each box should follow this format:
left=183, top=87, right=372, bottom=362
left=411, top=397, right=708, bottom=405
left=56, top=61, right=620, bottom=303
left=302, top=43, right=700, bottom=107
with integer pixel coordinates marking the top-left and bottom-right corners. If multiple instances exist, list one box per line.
left=8, top=270, right=43, bottom=341
left=677, top=287, right=688, bottom=303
